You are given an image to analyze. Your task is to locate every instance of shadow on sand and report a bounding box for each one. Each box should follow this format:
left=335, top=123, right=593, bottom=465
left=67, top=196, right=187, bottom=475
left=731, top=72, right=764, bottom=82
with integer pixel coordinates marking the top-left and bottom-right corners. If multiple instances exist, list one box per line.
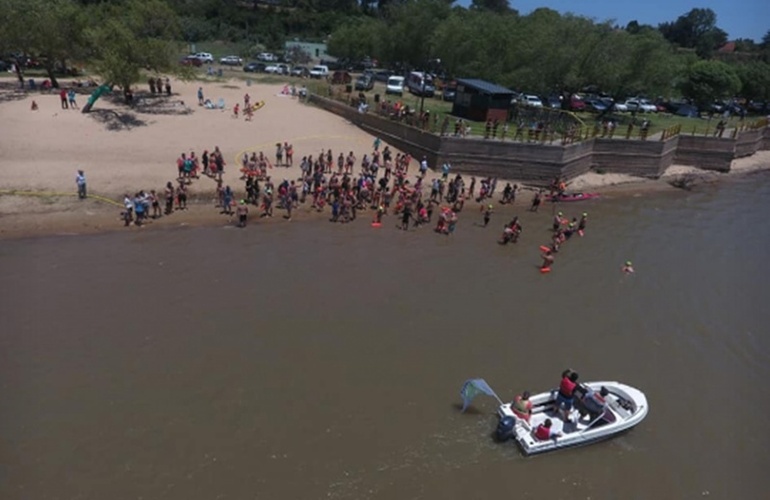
left=0, top=80, right=31, bottom=104
left=87, top=109, right=147, bottom=131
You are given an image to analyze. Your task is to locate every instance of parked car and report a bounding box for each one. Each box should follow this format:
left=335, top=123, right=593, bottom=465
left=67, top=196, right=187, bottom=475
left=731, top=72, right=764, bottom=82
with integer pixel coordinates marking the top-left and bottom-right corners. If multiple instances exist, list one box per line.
left=309, top=65, right=330, bottom=79
left=243, top=61, right=267, bottom=73
left=219, top=55, right=243, bottom=66
left=584, top=99, right=608, bottom=113
left=354, top=74, right=374, bottom=91
left=386, top=75, right=404, bottom=96
left=568, top=94, right=586, bottom=111
left=612, top=101, right=628, bottom=112
left=374, top=70, right=393, bottom=82
left=543, top=94, right=561, bottom=109
left=257, top=52, right=277, bottom=62
left=193, top=52, right=214, bottom=63
left=180, top=55, right=202, bottom=67
left=520, top=94, right=543, bottom=107
left=624, top=99, right=656, bottom=113
left=291, top=66, right=309, bottom=78
left=442, top=83, right=457, bottom=102
left=675, top=103, right=700, bottom=118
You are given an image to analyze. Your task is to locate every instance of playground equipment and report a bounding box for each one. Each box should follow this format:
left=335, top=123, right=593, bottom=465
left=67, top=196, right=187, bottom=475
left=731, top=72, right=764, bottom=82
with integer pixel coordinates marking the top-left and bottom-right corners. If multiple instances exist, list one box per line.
left=81, top=84, right=112, bottom=113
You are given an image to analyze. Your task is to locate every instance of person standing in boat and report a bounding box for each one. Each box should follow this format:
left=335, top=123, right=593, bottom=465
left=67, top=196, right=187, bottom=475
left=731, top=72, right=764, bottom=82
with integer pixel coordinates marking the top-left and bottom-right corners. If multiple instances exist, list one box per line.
left=511, top=391, right=532, bottom=422
left=556, top=369, right=580, bottom=421
left=534, top=419, right=562, bottom=440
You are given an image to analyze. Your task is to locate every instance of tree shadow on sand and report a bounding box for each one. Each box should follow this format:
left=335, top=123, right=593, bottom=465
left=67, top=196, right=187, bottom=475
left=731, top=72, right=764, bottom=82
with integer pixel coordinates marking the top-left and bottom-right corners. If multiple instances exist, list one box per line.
left=87, top=109, right=148, bottom=131
left=104, top=91, right=194, bottom=116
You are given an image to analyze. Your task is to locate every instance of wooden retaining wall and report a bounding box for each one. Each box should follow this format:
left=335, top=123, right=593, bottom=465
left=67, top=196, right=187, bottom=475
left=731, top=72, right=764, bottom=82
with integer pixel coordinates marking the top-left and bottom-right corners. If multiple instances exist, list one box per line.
left=309, top=94, right=769, bottom=181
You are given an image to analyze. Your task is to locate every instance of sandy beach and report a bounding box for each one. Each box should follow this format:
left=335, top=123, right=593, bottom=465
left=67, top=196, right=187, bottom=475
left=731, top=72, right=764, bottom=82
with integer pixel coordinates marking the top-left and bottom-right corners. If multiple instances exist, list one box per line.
left=0, top=76, right=768, bottom=239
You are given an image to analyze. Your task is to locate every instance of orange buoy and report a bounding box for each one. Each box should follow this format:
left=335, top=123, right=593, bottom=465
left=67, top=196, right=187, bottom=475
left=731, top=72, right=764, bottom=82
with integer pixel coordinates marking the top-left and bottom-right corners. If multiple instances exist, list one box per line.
left=371, top=222, right=382, bottom=227
left=540, top=267, right=551, bottom=274
left=539, top=245, right=550, bottom=253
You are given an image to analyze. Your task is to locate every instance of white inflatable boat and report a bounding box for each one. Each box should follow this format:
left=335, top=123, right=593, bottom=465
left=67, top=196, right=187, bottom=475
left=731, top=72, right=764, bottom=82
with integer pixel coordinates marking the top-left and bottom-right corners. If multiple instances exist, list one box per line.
left=496, top=381, right=648, bottom=455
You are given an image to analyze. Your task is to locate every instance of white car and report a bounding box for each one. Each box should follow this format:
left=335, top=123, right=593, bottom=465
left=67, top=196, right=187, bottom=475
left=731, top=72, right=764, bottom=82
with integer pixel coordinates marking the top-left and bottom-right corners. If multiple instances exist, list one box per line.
left=386, top=76, right=404, bottom=95
left=613, top=102, right=629, bottom=112
left=521, top=94, right=543, bottom=107
left=193, top=52, right=214, bottom=63
left=309, top=65, right=329, bottom=78
left=265, top=63, right=290, bottom=75
left=219, top=55, right=243, bottom=66
left=257, top=52, right=277, bottom=62
left=624, top=98, right=657, bottom=113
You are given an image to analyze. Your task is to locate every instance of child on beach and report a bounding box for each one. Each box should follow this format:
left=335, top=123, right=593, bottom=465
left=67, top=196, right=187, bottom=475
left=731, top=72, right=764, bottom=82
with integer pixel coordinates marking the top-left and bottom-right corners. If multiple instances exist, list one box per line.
left=481, top=204, right=493, bottom=227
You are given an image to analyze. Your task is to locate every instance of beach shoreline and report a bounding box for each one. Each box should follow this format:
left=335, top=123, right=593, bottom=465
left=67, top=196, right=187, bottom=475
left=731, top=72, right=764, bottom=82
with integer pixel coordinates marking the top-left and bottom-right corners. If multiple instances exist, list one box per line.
left=1, top=78, right=768, bottom=241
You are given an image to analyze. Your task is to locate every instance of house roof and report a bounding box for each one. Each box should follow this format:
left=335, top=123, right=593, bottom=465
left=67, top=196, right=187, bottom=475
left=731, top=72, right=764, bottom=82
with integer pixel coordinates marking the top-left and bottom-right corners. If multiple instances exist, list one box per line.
left=456, top=78, right=514, bottom=95
left=718, top=41, right=736, bottom=53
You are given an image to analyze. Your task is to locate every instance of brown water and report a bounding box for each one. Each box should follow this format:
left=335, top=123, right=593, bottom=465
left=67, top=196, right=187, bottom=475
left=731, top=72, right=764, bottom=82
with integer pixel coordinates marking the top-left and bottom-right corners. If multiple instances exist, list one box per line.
left=1, top=174, right=769, bottom=499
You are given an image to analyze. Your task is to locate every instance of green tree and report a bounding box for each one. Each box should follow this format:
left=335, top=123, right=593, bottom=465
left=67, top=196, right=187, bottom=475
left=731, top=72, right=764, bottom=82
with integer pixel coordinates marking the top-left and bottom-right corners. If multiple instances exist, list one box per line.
left=470, top=0, right=511, bottom=14
left=736, top=62, right=770, bottom=103
left=86, top=0, right=183, bottom=101
left=0, top=0, right=88, bottom=88
left=658, top=8, right=727, bottom=58
left=680, top=60, right=741, bottom=110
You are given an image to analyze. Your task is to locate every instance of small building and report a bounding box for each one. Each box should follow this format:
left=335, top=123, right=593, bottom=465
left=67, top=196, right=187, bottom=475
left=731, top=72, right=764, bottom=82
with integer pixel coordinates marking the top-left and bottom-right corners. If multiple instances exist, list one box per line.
left=284, top=40, right=329, bottom=62
left=452, top=78, right=515, bottom=122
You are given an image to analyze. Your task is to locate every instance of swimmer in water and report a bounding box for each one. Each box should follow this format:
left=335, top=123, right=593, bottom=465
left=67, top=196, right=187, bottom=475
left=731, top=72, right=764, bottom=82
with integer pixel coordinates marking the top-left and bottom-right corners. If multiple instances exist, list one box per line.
left=578, top=212, right=588, bottom=234
left=622, top=261, right=634, bottom=274
left=541, top=249, right=555, bottom=270
left=481, top=204, right=493, bottom=227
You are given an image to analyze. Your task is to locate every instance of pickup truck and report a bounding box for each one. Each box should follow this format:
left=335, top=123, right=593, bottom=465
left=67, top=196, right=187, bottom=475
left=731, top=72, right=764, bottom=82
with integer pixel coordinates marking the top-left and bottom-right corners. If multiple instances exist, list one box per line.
left=309, top=65, right=329, bottom=79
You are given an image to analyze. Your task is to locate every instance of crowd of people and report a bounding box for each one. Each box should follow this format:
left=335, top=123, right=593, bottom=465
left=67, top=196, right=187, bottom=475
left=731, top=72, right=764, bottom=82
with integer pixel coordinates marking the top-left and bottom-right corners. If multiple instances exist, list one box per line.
left=107, top=134, right=621, bottom=275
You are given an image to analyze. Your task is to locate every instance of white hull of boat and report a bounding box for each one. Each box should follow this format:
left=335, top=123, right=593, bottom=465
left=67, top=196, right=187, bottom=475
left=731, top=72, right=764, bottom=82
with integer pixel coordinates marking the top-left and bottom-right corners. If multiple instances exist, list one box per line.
left=497, top=381, right=648, bottom=455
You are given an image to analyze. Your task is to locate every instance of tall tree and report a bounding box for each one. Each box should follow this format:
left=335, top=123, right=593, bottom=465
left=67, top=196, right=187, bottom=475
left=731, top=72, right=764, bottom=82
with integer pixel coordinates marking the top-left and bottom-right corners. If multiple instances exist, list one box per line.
left=680, top=60, right=741, bottom=110
left=658, top=8, right=727, bottom=58
left=470, top=0, right=510, bottom=14
left=86, top=0, right=182, bottom=99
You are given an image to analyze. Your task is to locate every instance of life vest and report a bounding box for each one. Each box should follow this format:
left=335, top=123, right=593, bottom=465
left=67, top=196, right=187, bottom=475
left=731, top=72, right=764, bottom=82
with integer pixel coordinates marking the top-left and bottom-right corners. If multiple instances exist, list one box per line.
left=512, top=396, right=532, bottom=420
left=535, top=424, right=551, bottom=440
left=559, top=377, right=576, bottom=398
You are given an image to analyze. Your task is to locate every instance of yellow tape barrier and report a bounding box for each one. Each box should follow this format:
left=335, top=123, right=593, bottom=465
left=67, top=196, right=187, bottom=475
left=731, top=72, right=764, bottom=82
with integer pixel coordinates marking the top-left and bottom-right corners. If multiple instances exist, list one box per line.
left=0, top=190, right=123, bottom=208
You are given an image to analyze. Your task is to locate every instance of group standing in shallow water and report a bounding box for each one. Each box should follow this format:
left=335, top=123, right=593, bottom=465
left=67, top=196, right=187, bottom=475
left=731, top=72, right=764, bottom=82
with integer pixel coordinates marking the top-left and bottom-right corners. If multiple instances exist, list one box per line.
left=113, top=137, right=633, bottom=272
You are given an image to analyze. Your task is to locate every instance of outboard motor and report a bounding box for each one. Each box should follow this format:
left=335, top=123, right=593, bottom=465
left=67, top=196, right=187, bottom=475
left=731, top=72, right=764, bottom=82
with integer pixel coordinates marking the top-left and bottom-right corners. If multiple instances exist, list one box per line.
left=495, top=416, right=516, bottom=442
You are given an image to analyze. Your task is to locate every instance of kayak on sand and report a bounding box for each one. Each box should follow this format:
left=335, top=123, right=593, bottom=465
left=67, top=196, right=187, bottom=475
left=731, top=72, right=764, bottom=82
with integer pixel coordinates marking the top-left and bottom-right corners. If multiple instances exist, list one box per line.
left=546, top=192, right=600, bottom=202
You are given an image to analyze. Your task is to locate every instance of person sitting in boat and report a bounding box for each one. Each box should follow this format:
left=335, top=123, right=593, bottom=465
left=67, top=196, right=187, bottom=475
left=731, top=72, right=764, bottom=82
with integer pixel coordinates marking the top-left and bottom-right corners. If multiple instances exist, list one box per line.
left=555, top=369, right=579, bottom=421
left=534, top=419, right=561, bottom=440
left=511, top=391, right=532, bottom=422
left=575, top=386, right=609, bottom=421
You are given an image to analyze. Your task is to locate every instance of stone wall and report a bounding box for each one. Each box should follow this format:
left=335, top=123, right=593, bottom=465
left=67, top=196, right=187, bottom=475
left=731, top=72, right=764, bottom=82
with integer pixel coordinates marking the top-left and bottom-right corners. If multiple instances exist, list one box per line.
left=309, top=94, right=769, bottom=182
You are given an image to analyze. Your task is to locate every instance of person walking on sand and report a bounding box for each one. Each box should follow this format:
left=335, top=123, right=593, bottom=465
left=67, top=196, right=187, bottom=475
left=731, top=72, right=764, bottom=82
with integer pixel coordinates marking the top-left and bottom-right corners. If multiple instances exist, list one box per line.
left=164, top=181, right=175, bottom=215
left=59, top=88, right=68, bottom=110
left=67, top=89, right=78, bottom=109
left=236, top=200, right=249, bottom=228
left=530, top=190, right=542, bottom=212
left=481, top=204, right=493, bottom=227
left=75, top=170, right=87, bottom=199
left=197, top=87, right=204, bottom=106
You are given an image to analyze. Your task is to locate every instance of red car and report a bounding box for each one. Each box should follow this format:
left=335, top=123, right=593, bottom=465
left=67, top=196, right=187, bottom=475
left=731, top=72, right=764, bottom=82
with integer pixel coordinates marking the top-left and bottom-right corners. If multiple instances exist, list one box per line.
left=180, top=55, right=202, bottom=67
left=569, top=94, right=586, bottom=111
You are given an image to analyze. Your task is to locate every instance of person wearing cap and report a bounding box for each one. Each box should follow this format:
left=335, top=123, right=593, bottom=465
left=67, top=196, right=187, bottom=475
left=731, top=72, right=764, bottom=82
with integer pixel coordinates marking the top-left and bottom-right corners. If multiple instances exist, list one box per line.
left=75, top=170, right=87, bottom=199
left=553, top=211, right=564, bottom=232
left=481, top=203, right=493, bottom=227
left=578, top=212, right=588, bottom=234
left=622, top=261, right=634, bottom=274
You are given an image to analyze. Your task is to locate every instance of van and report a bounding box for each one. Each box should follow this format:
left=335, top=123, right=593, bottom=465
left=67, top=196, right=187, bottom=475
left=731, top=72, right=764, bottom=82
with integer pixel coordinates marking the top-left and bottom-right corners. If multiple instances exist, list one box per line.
left=386, top=76, right=404, bottom=96
left=309, top=65, right=329, bottom=78
left=406, top=72, right=435, bottom=97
